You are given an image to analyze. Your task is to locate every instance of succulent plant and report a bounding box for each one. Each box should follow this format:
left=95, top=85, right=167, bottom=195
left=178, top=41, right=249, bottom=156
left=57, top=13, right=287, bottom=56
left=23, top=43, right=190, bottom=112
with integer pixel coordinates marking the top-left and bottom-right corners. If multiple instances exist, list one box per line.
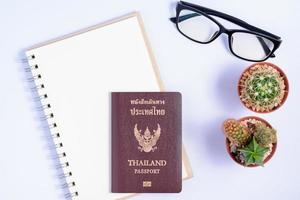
left=238, top=137, right=270, bottom=166
left=253, top=123, right=277, bottom=147
left=239, top=63, right=286, bottom=112
left=223, top=118, right=278, bottom=167
left=223, top=119, right=251, bottom=147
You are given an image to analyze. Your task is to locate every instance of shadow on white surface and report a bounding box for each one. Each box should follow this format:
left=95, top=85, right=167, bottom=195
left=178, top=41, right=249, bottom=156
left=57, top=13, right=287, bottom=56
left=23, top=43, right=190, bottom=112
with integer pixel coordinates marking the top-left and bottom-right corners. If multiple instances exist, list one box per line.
left=183, top=115, right=232, bottom=168
left=202, top=116, right=231, bottom=166
left=215, top=61, right=245, bottom=113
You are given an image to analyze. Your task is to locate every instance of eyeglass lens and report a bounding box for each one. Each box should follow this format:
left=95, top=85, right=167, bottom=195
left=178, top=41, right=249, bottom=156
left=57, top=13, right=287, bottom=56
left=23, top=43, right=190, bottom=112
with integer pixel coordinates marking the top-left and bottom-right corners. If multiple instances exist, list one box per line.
left=177, top=9, right=219, bottom=43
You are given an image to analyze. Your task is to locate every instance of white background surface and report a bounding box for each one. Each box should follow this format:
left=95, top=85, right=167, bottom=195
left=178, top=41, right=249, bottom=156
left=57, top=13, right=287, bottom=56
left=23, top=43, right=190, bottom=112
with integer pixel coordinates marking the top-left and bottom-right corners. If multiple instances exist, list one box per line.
left=0, top=0, right=300, bottom=200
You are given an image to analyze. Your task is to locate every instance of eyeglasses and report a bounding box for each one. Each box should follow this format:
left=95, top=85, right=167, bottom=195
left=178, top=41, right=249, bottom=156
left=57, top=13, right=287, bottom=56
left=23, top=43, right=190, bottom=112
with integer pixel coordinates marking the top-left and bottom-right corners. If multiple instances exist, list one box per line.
left=170, top=1, right=282, bottom=62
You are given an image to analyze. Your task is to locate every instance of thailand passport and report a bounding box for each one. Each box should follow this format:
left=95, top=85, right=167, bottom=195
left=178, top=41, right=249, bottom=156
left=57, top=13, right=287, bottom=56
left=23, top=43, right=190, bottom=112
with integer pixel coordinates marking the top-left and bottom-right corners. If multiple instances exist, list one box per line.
left=111, top=92, right=182, bottom=193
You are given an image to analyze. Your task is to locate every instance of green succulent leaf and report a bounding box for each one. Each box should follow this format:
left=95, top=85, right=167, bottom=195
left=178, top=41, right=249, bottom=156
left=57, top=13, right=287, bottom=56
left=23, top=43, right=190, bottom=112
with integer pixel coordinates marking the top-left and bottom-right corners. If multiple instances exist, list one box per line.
left=238, top=137, right=269, bottom=166
left=253, top=155, right=264, bottom=166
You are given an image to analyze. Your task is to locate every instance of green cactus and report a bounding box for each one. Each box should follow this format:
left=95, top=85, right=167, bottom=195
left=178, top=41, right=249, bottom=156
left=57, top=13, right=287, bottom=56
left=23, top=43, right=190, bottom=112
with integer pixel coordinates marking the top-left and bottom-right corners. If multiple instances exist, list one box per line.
left=253, top=123, right=277, bottom=147
left=223, top=119, right=251, bottom=147
left=239, top=64, right=286, bottom=112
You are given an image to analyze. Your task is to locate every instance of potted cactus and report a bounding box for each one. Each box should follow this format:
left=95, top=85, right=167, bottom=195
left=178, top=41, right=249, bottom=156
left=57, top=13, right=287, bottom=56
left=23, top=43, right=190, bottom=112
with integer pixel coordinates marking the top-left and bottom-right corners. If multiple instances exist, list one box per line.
left=223, top=116, right=277, bottom=167
left=238, top=62, right=289, bottom=113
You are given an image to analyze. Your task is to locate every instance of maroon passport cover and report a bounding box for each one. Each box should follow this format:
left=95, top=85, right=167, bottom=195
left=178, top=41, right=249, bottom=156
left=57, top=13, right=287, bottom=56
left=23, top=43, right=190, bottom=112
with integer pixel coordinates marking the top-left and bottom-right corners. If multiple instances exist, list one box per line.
left=111, top=92, right=182, bottom=193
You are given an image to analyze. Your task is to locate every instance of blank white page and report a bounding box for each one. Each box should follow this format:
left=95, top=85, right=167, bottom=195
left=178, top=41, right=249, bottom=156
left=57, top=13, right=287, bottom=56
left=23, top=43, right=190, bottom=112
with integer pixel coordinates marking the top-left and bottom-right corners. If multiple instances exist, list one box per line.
left=26, top=13, right=192, bottom=200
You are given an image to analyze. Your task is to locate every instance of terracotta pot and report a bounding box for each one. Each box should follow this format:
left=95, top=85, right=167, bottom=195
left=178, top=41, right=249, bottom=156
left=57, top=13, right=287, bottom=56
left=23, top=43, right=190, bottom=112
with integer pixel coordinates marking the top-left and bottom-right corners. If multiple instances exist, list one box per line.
left=223, top=116, right=277, bottom=167
left=238, top=62, right=289, bottom=113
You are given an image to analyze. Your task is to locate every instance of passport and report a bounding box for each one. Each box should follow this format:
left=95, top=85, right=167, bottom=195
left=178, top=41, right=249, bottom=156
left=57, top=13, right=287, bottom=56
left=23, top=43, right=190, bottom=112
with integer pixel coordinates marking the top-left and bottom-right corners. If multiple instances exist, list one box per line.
left=111, top=92, right=182, bottom=193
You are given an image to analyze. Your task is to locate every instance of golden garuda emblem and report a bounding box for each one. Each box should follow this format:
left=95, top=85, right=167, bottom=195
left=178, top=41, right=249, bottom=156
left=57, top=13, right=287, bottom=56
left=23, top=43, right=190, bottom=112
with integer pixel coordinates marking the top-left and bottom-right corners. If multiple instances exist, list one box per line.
left=134, top=123, right=161, bottom=152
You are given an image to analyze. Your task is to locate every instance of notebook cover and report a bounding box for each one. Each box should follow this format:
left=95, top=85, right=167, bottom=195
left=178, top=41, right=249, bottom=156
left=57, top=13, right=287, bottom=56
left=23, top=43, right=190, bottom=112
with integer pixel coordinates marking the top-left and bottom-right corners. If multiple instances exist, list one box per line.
left=111, top=92, right=182, bottom=193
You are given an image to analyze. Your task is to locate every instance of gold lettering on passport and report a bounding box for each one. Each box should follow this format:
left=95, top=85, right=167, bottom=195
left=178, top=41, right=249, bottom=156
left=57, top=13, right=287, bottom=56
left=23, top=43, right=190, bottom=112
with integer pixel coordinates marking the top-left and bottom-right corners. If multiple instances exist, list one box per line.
left=134, top=124, right=161, bottom=152
left=130, top=98, right=165, bottom=105
left=128, top=98, right=167, bottom=176
left=130, top=106, right=165, bottom=116
left=128, top=160, right=167, bottom=175
left=135, top=169, right=160, bottom=174
left=128, top=160, right=167, bottom=166
left=129, top=98, right=166, bottom=116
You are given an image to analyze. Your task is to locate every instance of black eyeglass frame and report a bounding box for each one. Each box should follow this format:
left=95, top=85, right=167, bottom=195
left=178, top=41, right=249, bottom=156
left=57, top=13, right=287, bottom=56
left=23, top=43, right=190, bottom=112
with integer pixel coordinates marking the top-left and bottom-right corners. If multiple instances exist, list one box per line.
left=170, top=1, right=282, bottom=62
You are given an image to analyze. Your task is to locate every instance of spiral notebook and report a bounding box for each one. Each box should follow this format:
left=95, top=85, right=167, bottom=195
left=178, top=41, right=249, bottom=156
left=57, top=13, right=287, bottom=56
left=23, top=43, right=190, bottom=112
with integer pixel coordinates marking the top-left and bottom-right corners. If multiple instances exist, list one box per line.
left=25, top=12, right=193, bottom=199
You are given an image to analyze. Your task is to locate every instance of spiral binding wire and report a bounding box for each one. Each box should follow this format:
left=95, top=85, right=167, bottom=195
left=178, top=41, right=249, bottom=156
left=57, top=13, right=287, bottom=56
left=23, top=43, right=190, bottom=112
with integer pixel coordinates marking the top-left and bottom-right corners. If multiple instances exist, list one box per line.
left=25, top=54, right=78, bottom=199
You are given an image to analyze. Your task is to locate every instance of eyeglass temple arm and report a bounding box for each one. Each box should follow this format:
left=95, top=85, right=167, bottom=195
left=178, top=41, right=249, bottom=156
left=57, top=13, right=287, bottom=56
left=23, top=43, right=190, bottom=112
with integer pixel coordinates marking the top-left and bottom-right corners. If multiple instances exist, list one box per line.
left=179, top=1, right=281, bottom=40
left=170, top=13, right=198, bottom=23
left=258, top=37, right=275, bottom=58
left=170, top=13, right=275, bottom=57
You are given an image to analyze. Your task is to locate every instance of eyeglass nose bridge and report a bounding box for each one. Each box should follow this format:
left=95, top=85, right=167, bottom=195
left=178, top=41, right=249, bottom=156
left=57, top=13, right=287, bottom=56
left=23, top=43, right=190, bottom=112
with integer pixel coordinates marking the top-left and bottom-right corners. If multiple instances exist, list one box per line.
left=207, top=25, right=229, bottom=42
left=212, top=27, right=232, bottom=42
left=212, top=28, right=235, bottom=52
left=219, top=26, right=232, bottom=36
left=211, top=26, right=233, bottom=43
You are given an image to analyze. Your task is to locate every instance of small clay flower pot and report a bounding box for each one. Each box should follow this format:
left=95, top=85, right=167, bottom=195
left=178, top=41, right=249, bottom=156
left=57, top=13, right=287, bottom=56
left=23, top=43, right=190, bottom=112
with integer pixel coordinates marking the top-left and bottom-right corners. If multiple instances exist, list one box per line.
left=238, top=62, right=289, bottom=113
left=223, top=116, right=277, bottom=167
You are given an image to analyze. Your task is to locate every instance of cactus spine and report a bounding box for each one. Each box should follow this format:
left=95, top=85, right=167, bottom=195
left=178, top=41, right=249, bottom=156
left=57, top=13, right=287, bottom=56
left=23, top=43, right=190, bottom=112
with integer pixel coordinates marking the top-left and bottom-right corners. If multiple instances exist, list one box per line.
left=239, top=64, right=286, bottom=112
left=254, top=123, right=277, bottom=147
left=223, top=119, right=251, bottom=147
